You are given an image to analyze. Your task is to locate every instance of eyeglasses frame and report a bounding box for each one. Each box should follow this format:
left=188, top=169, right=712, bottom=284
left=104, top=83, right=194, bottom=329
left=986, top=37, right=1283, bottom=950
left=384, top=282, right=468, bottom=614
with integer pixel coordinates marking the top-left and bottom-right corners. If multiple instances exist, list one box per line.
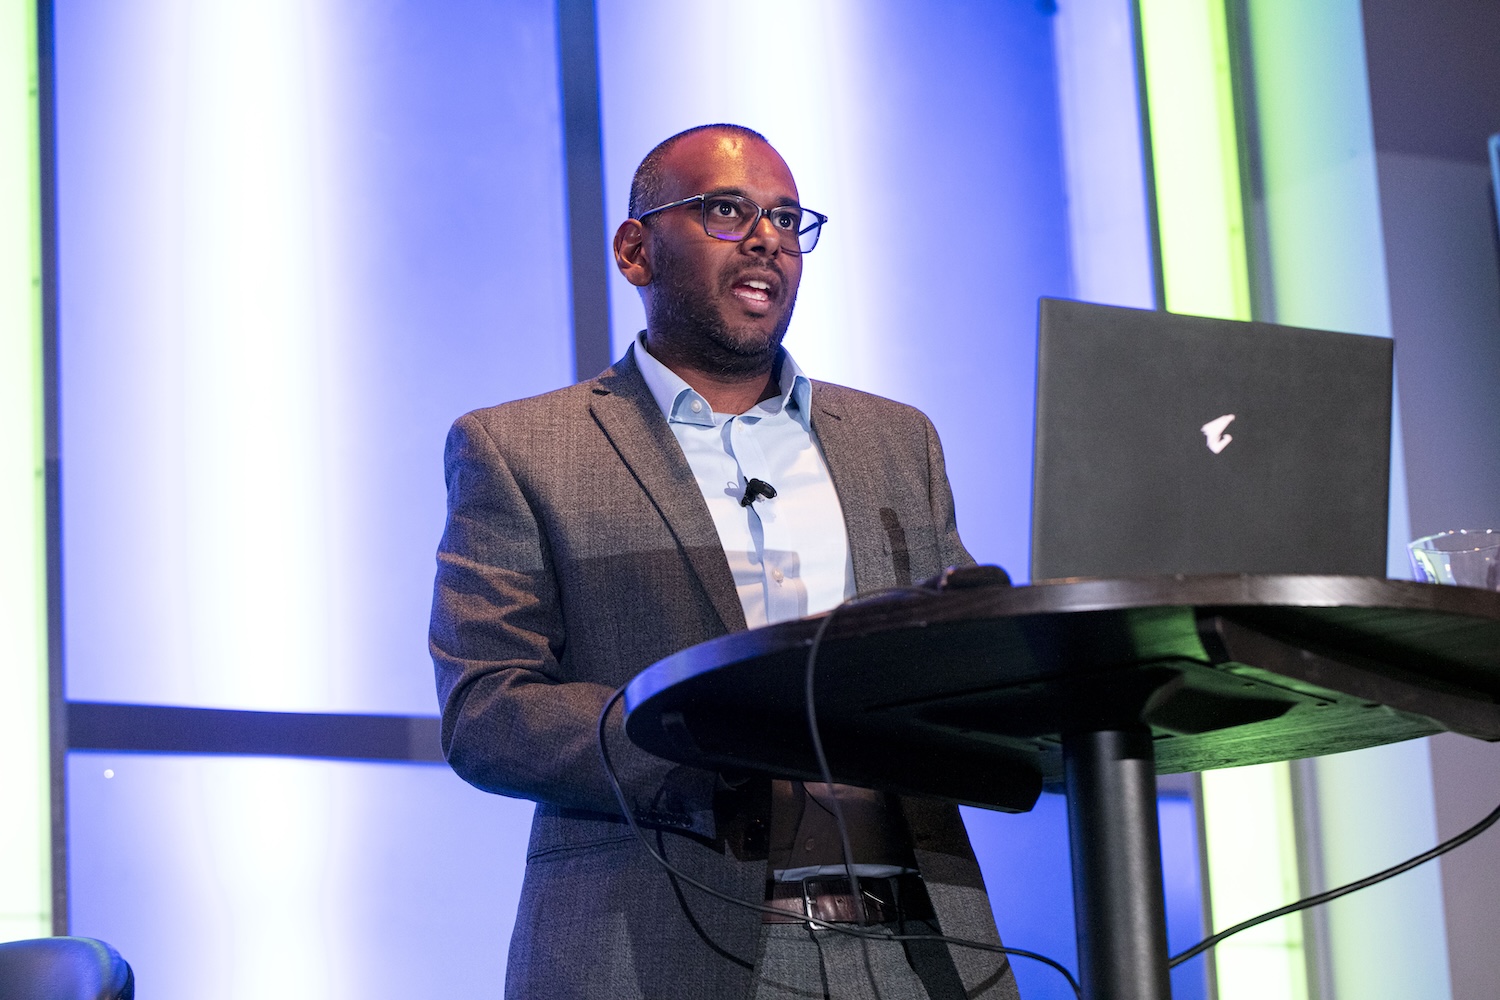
left=635, top=192, right=828, bottom=254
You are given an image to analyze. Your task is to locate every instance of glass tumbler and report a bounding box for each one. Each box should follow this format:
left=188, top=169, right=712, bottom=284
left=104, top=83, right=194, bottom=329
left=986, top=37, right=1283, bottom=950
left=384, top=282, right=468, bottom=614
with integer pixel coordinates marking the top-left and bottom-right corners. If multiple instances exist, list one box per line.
left=1408, top=529, right=1500, bottom=591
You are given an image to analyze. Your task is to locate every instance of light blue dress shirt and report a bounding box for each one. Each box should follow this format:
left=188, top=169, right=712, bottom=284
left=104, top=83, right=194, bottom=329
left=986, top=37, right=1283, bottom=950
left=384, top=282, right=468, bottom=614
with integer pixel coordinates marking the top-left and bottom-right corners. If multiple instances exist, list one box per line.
left=636, top=335, right=906, bottom=883
left=633, top=333, right=855, bottom=629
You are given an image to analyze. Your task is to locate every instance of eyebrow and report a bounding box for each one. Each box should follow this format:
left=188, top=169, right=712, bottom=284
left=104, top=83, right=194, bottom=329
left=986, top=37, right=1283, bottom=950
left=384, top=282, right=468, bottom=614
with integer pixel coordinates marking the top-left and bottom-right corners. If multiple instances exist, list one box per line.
left=706, top=187, right=801, bottom=208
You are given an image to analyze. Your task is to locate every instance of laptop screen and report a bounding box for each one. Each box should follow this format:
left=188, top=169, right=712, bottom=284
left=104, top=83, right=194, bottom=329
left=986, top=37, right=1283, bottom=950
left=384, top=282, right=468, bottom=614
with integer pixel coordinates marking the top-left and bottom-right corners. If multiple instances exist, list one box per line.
left=1030, top=298, right=1393, bottom=582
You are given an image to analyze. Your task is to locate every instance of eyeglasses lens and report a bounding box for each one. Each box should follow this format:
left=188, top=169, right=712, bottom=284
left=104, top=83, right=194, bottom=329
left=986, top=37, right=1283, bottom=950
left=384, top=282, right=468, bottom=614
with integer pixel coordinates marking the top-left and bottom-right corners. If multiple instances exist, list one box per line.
left=796, top=213, right=822, bottom=253
left=700, top=195, right=822, bottom=253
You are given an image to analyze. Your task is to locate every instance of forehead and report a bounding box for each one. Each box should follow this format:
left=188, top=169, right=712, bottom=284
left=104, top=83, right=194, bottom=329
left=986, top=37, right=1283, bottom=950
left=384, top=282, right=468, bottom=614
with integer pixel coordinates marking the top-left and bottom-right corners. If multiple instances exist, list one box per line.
left=658, top=131, right=800, bottom=205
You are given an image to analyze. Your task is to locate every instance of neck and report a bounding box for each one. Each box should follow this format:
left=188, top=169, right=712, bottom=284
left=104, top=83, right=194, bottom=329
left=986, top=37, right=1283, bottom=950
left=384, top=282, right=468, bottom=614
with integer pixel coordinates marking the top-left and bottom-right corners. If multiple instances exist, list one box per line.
left=643, top=336, right=783, bottom=414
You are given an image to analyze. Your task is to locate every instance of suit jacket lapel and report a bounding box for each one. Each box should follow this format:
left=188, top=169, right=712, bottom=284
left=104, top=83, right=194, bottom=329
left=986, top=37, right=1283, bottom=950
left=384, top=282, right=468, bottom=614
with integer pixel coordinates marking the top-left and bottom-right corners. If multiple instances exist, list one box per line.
left=810, top=384, right=902, bottom=594
left=589, top=347, right=748, bottom=634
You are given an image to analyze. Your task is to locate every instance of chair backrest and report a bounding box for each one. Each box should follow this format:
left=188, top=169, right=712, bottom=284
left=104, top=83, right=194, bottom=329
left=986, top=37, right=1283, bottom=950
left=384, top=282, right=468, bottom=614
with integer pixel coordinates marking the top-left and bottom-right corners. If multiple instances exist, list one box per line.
left=0, top=937, right=134, bottom=1000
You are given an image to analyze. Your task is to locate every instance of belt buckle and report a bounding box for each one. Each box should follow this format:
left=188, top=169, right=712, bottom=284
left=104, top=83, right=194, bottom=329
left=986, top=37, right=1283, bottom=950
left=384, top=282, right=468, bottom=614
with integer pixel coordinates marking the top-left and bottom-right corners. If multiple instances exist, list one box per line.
left=799, top=874, right=883, bottom=928
left=799, top=876, right=822, bottom=930
left=858, top=881, right=888, bottom=926
left=800, top=875, right=847, bottom=930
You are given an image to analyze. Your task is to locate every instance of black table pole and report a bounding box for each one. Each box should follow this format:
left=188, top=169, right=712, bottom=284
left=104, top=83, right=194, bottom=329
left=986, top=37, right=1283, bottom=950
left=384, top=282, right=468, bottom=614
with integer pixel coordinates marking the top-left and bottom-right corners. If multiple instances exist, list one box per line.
left=1063, top=728, right=1172, bottom=1000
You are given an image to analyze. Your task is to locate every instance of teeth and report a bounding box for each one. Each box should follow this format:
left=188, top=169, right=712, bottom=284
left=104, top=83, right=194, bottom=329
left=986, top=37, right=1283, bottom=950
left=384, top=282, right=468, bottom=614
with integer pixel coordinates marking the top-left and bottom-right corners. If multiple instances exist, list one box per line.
left=745, top=280, right=769, bottom=290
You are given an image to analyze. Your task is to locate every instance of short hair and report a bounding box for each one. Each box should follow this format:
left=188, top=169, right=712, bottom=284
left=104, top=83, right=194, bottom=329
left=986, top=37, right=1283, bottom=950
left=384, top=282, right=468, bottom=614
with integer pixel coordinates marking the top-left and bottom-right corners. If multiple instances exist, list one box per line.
left=627, top=123, right=769, bottom=220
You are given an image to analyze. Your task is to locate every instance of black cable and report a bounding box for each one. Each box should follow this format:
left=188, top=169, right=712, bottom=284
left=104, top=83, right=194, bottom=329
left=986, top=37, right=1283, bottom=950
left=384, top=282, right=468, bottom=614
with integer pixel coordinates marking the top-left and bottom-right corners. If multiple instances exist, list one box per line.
left=802, top=589, right=916, bottom=999
left=800, top=593, right=880, bottom=928
left=603, top=580, right=1500, bottom=991
left=596, top=586, right=1084, bottom=999
left=1170, top=794, right=1500, bottom=968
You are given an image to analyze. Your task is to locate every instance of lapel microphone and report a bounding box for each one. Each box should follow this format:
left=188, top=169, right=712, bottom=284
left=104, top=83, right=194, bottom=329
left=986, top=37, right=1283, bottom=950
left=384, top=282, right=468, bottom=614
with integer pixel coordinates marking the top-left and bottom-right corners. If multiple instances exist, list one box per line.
left=740, top=478, right=778, bottom=507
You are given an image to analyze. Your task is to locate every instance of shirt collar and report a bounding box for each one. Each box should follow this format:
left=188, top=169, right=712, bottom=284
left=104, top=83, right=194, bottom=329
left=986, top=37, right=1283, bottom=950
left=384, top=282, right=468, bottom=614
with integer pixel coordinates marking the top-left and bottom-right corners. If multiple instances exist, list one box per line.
left=633, top=331, right=812, bottom=431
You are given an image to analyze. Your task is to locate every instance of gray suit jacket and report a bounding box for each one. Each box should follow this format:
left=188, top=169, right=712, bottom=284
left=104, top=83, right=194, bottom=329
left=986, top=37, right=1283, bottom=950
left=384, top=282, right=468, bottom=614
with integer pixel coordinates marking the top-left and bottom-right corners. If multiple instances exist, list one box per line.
left=430, top=346, right=1018, bottom=999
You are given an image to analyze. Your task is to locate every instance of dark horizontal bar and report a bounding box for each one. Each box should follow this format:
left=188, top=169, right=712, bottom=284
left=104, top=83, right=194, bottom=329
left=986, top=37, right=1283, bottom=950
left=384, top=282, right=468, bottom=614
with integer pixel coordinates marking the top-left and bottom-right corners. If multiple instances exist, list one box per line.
left=63, top=701, right=1211, bottom=788
left=66, top=702, right=445, bottom=763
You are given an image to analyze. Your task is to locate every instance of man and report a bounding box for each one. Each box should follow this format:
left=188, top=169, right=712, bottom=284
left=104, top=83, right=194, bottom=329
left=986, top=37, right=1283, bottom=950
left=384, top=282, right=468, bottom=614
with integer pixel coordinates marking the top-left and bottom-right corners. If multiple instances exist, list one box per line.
left=431, top=124, right=1019, bottom=999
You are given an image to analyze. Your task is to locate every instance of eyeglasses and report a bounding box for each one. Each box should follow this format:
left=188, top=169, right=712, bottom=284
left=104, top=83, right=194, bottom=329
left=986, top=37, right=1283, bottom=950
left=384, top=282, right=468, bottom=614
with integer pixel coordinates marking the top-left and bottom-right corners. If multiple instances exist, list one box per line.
left=637, top=193, right=828, bottom=254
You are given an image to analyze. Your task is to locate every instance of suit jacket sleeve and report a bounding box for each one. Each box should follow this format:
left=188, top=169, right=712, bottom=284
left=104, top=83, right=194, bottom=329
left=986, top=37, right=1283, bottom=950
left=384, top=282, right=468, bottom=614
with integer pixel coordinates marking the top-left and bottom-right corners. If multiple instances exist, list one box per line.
left=429, top=412, right=720, bottom=837
left=923, top=412, right=976, bottom=572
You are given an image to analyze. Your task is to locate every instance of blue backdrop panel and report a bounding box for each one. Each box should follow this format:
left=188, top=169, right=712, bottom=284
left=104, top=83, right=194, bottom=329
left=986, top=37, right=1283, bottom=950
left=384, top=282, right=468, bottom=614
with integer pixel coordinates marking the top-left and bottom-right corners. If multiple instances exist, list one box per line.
left=963, top=796, right=1078, bottom=1000
left=54, top=0, right=572, bottom=714
left=1159, top=795, right=1211, bottom=999
left=67, top=753, right=534, bottom=999
left=596, top=0, right=1073, bottom=581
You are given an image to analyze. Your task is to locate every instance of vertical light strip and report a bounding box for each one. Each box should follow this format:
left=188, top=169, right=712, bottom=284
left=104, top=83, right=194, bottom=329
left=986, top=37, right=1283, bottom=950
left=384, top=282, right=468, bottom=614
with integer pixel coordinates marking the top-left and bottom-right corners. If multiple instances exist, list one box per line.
left=0, top=0, right=50, bottom=943
left=1050, top=0, right=1152, bottom=308
left=1051, top=0, right=1156, bottom=309
left=173, top=1, right=336, bottom=711
left=1137, top=2, right=1304, bottom=997
left=1489, top=134, right=1499, bottom=230
left=1199, top=765, right=1308, bottom=1000
left=1243, top=2, right=1451, bottom=997
left=1137, top=0, right=1249, bottom=321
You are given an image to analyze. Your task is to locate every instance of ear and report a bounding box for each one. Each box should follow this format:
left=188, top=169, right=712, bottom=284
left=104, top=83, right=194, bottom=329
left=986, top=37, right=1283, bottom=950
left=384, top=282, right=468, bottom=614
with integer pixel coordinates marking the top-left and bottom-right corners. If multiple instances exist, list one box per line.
left=613, top=220, right=653, bottom=288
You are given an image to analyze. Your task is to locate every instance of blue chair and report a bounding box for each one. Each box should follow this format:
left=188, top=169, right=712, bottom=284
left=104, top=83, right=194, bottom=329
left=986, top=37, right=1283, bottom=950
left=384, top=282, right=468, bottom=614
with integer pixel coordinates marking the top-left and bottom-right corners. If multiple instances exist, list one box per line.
left=0, top=938, right=134, bottom=1000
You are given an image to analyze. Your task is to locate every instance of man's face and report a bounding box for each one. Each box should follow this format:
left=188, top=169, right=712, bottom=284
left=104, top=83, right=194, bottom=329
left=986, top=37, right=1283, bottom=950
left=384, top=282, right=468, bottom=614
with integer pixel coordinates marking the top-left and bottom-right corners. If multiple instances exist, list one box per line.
left=640, top=132, right=803, bottom=372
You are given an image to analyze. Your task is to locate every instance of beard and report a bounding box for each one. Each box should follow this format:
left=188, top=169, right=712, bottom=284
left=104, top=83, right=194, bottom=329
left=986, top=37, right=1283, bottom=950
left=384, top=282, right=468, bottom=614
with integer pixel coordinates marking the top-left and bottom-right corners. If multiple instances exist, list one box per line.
left=645, top=240, right=797, bottom=378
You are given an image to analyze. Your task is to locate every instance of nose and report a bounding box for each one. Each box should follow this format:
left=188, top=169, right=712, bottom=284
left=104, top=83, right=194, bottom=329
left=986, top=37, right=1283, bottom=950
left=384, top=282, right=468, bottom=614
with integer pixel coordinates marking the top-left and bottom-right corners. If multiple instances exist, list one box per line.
left=739, top=209, right=782, bottom=257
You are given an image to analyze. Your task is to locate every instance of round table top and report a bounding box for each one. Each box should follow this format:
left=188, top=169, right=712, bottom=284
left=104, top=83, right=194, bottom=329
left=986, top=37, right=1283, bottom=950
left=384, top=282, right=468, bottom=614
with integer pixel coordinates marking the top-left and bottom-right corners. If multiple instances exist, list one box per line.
left=623, top=574, right=1500, bottom=812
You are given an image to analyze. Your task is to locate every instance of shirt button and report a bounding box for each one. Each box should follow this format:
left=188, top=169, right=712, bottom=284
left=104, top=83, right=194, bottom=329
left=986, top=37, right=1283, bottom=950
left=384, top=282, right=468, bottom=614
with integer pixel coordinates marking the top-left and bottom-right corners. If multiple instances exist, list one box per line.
left=690, top=399, right=703, bottom=413
left=772, top=569, right=785, bottom=583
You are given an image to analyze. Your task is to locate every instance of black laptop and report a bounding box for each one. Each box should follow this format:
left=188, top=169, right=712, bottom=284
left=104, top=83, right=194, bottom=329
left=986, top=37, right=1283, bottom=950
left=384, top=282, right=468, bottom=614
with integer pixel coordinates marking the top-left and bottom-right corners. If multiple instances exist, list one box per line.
left=1030, top=298, right=1393, bottom=581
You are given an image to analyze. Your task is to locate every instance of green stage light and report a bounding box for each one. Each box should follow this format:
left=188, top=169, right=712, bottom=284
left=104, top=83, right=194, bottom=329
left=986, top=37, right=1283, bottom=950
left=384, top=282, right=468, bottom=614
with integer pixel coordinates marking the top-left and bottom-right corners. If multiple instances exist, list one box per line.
left=0, top=0, right=51, bottom=943
left=1137, top=0, right=1250, bottom=322
left=1137, top=2, right=1305, bottom=997
left=1199, top=762, right=1310, bottom=1000
left=1238, top=3, right=1449, bottom=998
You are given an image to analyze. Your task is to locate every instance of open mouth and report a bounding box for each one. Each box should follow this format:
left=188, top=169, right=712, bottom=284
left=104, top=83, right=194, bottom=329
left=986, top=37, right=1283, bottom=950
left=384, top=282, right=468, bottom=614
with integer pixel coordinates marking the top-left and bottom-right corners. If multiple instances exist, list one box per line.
left=729, top=273, right=779, bottom=310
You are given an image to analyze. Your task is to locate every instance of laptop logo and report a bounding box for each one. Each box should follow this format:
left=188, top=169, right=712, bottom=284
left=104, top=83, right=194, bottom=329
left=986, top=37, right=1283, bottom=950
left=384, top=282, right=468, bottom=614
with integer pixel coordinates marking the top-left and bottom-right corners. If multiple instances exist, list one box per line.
left=1201, top=414, right=1235, bottom=454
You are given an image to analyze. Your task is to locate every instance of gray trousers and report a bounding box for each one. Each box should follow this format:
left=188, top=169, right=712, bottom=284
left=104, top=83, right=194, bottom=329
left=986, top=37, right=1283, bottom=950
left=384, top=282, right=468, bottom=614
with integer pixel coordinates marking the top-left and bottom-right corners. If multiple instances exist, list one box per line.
left=751, top=918, right=1008, bottom=1000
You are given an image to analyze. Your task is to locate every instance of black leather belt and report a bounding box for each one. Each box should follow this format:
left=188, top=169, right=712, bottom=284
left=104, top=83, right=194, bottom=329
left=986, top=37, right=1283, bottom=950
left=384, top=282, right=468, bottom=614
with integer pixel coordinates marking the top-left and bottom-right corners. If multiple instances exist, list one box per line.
left=762, top=874, right=934, bottom=925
